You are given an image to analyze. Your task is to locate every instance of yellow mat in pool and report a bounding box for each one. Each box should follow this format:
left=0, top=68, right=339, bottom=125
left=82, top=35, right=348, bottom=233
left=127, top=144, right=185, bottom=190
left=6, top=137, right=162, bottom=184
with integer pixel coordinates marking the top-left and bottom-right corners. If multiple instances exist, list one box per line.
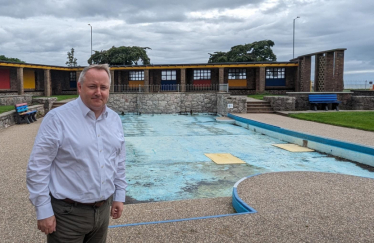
left=273, top=144, right=314, bottom=152
left=205, top=153, right=246, bottom=164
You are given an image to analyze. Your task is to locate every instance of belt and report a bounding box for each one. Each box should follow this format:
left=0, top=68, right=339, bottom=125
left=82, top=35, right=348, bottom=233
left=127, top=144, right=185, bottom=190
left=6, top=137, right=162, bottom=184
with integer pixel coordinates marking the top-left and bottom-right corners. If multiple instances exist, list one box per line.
left=61, top=198, right=106, bottom=208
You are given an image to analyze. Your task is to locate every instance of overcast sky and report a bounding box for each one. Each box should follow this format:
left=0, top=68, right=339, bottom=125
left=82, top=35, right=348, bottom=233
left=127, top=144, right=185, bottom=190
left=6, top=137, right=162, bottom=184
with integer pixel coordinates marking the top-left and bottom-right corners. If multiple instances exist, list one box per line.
left=0, top=0, right=373, bottom=81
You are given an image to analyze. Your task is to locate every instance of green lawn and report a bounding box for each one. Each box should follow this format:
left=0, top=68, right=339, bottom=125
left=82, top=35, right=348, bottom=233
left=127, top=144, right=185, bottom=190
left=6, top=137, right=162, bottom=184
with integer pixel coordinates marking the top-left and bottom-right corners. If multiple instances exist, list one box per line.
left=248, top=94, right=283, bottom=100
left=0, top=105, right=15, bottom=114
left=289, top=112, right=374, bottom=132
left=34, top=95, right=78, bottom=101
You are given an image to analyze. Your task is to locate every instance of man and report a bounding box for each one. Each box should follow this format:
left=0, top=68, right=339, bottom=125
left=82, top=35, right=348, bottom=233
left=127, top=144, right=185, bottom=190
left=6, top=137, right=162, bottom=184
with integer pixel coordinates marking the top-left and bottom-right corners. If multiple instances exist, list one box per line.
left=27, top=64, right=127, bottom=242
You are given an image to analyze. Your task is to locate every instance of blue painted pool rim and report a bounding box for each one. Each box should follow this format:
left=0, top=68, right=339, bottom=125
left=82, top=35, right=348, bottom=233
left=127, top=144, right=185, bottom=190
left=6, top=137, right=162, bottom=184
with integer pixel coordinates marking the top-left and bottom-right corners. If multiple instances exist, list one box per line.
left=227, top=113, right=374, bottom=156
left=109, top=175, right=258, bottom=229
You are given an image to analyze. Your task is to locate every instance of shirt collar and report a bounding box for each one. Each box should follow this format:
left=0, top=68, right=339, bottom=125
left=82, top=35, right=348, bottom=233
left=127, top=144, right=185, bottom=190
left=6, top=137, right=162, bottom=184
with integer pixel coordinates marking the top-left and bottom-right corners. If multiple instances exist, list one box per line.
left=77, top=96, right=108, bottom=119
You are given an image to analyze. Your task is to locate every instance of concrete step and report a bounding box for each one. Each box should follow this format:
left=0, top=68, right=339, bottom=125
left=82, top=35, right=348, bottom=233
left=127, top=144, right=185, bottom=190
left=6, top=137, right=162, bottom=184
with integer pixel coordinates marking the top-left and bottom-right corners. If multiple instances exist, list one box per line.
left=247, top=108, right=274, bottom=113
left=247, top=104, right=272, bottom=108
left=246, top=101, right=274, bottom=113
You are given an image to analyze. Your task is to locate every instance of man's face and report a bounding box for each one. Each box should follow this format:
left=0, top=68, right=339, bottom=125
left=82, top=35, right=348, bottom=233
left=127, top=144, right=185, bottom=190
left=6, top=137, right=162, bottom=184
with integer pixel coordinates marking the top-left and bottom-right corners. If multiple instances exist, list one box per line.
left=78, top=69, right=110, bottom=115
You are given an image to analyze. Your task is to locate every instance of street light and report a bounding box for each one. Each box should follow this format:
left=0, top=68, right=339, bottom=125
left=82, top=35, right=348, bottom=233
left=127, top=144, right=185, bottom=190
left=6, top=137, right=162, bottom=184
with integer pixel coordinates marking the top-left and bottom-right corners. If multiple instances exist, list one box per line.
left=293, top=16, right=300, bottom=59
left=88, top=24, right=92, bottom=63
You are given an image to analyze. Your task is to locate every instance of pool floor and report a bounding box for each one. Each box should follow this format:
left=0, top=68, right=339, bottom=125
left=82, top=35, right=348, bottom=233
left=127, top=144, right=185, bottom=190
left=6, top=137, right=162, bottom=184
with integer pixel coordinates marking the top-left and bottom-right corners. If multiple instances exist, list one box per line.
left=121, top=114, right=374, bottom=203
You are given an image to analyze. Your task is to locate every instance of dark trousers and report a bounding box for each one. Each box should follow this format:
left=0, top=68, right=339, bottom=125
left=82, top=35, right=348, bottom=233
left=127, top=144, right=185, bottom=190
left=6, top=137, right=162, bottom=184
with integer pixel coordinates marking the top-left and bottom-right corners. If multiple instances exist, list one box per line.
left=47, top=196, right=111, bottom=243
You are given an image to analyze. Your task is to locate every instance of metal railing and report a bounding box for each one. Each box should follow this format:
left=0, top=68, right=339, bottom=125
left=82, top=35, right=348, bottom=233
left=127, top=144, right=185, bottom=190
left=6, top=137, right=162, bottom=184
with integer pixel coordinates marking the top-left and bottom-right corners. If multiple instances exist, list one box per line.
left=343, top=80, right=374, bottom=90
left=113, top=84, right=229, bottom=93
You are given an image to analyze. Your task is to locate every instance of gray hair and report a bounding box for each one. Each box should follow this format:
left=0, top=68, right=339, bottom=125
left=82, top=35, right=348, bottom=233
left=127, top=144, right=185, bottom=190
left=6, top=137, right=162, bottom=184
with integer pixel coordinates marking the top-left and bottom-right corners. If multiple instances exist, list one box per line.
left=78, top=64, right=111, bottom=85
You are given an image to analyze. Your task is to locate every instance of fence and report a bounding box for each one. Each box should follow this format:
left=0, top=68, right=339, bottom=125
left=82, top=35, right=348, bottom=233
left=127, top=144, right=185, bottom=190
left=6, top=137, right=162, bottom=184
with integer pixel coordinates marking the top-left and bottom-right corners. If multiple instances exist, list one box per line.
left=113, top=84, right=229, bottom=93
left=343, top=80, right=374, bottom=90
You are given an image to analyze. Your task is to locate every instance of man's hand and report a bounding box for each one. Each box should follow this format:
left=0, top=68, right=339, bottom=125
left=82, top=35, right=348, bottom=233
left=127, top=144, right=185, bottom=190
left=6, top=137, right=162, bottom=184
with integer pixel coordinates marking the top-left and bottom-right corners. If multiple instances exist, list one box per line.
left=37, top=215, right=56, bottom=235
left=111, top=201, right=124, bottom=219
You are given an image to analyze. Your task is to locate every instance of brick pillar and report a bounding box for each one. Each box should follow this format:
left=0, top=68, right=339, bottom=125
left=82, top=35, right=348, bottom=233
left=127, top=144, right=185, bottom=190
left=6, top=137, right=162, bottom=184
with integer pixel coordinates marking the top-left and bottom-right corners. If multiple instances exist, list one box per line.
left=334, top=50, right=345, bottom=91
left=17, top=67, right=24, bottom=95
left=256, top=67, right=265, bottom=92
left=144, top=69, right=149, bottom=92
left=298, top=56, right=311, bottom=92
left=110, top=70, right=115, bottom=93
left=180, top=68, right=186, bottom=92
left=314, top=54, right=322, bottom=92
left=44, top=69, right=51, bottom=97
left=117, top=71, right=122, bottom=85
left=219, top=68, right=224, bottom=84
left=324, top=52, right=335, bottom=91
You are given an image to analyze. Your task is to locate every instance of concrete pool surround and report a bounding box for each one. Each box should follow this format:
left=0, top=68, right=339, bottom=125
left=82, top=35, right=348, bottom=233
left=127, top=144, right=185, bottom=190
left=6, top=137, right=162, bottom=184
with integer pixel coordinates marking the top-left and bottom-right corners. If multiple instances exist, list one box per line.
left=228, top=113, right=374, bottom=166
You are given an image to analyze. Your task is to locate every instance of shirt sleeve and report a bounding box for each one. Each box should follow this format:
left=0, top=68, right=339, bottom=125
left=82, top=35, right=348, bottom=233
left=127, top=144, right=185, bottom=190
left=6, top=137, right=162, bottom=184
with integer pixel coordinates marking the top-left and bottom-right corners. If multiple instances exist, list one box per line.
left=113, top=116, right=127, bottom=202
left=26, top=112, right=62, bottom=220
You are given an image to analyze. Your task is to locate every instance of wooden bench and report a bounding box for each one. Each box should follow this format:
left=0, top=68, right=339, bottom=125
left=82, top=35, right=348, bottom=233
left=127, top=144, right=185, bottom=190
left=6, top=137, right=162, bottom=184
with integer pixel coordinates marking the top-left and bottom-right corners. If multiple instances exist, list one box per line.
left=309, top=94, right=341, bottom=111
left=14, top=103, right=37, bottom=124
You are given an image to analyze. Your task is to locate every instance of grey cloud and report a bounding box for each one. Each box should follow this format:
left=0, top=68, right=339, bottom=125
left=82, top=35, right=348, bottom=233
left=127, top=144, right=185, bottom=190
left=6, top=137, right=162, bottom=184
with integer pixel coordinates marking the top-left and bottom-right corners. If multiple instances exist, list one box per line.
left=0, top=0, right=261, bottom=20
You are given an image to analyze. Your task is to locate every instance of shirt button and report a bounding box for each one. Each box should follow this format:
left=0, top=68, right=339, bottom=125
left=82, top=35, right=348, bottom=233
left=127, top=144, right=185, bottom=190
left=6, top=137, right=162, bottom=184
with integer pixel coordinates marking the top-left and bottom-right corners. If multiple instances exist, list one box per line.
left=98, top=135, right=100, bottom=137
left=101, top=165, right=104, bottom=168
left=100, top=150, right=102, bottom=152
left=102, top=181, right=105, bottom=184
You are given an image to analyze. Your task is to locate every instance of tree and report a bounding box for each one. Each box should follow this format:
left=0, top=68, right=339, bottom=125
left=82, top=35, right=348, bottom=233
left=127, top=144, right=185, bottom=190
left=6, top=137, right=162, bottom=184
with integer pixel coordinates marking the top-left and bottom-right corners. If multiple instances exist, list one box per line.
left=0, top=55, right=25, bottom=63
left=208, top=40, right=277, bottom=63
left=66, top=48, right=78, bottom=67
left=88, top=46, right=151, bottom=65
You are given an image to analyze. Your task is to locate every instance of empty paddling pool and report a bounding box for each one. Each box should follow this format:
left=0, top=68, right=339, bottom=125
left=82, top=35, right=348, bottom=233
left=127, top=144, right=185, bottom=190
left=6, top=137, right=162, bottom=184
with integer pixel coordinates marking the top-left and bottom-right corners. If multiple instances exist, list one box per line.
left=121, top=114, right=374, bottom=204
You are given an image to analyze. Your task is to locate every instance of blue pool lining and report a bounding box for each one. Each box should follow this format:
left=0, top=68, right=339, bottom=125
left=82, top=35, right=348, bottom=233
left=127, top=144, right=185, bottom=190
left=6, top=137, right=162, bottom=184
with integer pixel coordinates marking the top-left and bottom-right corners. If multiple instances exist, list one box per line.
left=109, top=175, right=258, bottom=229
left=108, top=211, right=253, bottom=228
left=232, top=175, right=259, bottom=213
left=227, top=113, right=374, bottom=156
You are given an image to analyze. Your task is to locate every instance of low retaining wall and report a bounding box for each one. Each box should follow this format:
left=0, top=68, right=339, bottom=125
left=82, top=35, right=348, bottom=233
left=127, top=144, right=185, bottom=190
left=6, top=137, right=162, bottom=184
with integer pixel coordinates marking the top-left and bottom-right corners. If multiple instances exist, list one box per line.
left=351, top=90, right=374, bottom=96
left=0, top=105, right=44, bottom=130
left=0, top=95, right=33, bottom=106
left=351, top=96, right=374, bottom=110
left=108, top=93, right=219, bottom=114
left=263, top=96, right=296, bottom=111
left=286, top=92, right=354, bottom=110
left=32, top=97, right=58, bottom=114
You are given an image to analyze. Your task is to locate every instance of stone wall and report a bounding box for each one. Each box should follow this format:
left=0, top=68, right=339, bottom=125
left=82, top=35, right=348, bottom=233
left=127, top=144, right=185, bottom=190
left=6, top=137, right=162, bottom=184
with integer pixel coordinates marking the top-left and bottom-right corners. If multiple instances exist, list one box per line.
left=217, top=93, right=230, bottom=116
left=351, top=96, right=374, bottom=110
left=216, top=94, right=247, bottom=115
left=351, top=90, right=374, bottom=96
left=286, top=92, right=353, bottom=110
left=0, top=104, right=44, bottom=130
left=0, top=95, right=33, bottom=105
left=107, top=93, right=219, bottom=114
left=32, top=97, right=58, bottom=114
left=263, top=96, right=296, bottom=111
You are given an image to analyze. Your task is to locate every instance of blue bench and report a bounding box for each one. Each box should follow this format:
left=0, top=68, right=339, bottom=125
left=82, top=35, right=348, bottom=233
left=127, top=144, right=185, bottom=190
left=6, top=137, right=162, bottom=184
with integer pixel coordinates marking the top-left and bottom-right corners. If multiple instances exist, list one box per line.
left=14, top=103, right=37, bottom=124
left=309, top=94, right=341, bottom=111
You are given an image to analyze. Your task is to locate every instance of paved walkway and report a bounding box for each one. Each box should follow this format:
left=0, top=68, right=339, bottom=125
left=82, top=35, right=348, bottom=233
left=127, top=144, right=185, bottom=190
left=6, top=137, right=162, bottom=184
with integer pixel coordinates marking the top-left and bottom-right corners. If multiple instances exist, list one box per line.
left=233, top=113, right=374, bottom=148
left=0, top=113, right=374, bottom=242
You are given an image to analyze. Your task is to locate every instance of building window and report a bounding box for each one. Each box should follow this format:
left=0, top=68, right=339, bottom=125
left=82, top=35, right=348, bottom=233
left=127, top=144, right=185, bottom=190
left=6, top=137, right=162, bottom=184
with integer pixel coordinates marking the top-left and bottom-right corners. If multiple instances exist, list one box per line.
left=193, top=69, right=211, bottom=80
left=129, top=71, right=144, bottom=81
left=265, top=68, right=286, bottom=86
left=161, top=70, right=176, bottom=80
left=266, top=68, right=285, bottom=79
left=69, top=72, right=77, bottom=88
left=228, top=69, right=246, bottom=79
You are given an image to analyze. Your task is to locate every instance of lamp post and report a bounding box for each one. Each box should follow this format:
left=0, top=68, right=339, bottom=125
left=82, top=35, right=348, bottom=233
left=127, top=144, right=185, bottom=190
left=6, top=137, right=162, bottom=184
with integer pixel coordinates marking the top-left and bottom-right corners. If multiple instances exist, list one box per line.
left=88, top=24, right=92, bottom=63
left=293, top=16, right=300, bottom=59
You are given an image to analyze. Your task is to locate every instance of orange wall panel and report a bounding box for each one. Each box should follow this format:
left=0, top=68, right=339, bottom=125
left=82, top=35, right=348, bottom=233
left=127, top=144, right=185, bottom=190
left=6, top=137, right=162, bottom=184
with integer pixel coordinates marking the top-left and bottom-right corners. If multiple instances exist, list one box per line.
left=228, top=79, right=247, bottom=87
left=23, top=69, right=35, bottom=89
left=129, top=81, right=145, bottom=87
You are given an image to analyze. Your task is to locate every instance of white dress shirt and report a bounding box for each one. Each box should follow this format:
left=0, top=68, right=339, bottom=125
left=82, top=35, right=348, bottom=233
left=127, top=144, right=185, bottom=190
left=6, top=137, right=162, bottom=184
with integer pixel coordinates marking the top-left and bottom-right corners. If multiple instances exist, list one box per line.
left=27, top=97, right=127, bottom=220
